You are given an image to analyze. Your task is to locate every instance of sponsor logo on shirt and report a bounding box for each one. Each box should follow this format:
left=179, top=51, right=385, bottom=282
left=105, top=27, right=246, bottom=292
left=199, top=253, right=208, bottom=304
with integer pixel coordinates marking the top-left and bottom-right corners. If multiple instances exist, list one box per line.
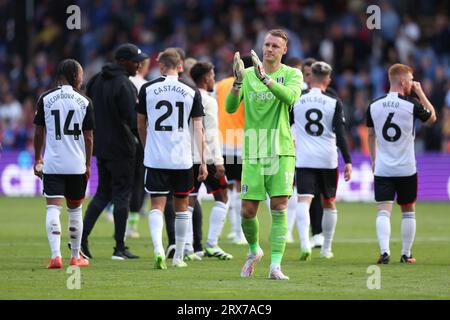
left=249, top=91, right=275, bottom=101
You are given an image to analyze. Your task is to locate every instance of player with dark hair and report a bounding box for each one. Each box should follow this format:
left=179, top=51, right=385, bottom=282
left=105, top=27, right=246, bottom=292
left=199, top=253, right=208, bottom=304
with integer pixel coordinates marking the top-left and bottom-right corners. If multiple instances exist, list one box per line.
left=189, top=61, right=232, bottom=260
left=34, top=59, right=94, bottom=268
left=216, top=55, right=253, bottom=246
left=285, top=56, right=302, bottom=70
left=126, top=57, right=151, bottom=239
left=81, top=43, right=147, bottom=260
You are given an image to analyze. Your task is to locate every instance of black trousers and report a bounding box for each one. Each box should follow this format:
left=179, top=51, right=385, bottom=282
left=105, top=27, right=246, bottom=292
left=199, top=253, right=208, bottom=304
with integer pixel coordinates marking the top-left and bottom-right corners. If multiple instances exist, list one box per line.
left=130, top=146, right=145, bottom=213
left=310, top=193, right=323, bottom=235
left=82, top=156, right=135, bottom=249
left=164, top=195, right=203, bottom=252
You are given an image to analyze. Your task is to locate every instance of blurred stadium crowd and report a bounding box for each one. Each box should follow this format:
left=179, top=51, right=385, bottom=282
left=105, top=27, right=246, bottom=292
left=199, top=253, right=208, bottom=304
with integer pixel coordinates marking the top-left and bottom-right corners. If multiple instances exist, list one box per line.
left=0, top=0, right=449, bottom=153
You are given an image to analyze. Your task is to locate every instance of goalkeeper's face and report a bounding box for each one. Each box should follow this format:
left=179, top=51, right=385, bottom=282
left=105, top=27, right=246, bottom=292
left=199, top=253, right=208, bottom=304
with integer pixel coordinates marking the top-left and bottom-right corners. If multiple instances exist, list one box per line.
left=262, top=34, right=287, bottom=64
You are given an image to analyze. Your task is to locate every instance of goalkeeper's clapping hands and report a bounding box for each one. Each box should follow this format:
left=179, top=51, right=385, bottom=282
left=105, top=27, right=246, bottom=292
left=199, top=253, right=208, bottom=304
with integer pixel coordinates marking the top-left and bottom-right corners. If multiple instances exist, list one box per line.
left=251, top=50, right=271, bottom=86
left=232, top=52, right=244, bottom=90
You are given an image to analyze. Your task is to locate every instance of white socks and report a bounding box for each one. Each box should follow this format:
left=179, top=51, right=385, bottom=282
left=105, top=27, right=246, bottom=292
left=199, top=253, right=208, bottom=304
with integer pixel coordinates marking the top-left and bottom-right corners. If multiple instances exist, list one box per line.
left=185, top=206, right=194, bottom=252
left=401, top=212, right=416, bottom=257
left=46, top=205, right=62, bottom=259
left=287, top=195, right=297, bottom=237
left=376, top=210, right=391, bottom=255
left=376, top=210, right=416, bottom=257
left=322, top=208, right=337, bottom=253
left=296, top=202, right=311, bottom=251
left=207, top=201, right=228, bottom=247
left=227, top=194, right=236, bottom=233
left=68, top=206, right=83, bottom=259
left=174, top=211, right=190, bottom=260
left=148, top=209, right=164, bottom=256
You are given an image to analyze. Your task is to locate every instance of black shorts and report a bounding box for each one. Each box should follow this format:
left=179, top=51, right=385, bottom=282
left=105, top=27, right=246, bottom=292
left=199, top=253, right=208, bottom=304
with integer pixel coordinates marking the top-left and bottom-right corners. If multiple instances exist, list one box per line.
left=374, top=174, right=417, bottom=205
left=223, top=155, right=242, bottom=182
left=296, top=168, right=338, bottom=202
left=144, top=167, right=194, bottom=198
left=191, top=164, right=228, bottom=195
left=43, top=174, right=87, bottom=201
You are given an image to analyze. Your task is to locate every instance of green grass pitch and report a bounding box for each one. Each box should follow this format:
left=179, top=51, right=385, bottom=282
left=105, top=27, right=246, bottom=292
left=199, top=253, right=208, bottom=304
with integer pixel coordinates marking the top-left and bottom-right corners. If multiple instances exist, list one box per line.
left=1, top=197, right=449, bottom=299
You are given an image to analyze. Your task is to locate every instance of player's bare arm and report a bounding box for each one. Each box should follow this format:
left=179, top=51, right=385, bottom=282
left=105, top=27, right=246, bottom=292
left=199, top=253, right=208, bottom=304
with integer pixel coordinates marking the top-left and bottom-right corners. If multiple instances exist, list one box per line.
left=137, top=113, right=147, bottom=147
left=33, top=125, right=45, bottom=178
left=83, top=129, right=93, bottom=180
left=192, top=116, right=208, bottom=181
left=203, top=92, right=224, bottom=177
left=209, top=108, right=225, bottom=179
left=411, top=81, right=437, bottom=125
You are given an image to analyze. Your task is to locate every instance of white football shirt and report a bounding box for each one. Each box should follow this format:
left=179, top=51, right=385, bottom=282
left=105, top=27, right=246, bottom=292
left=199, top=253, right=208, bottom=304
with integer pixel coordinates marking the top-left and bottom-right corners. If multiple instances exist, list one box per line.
left=34, top=85, right=94, bottom=174
left=192, top=89, right=223, bottom=165
left=293, top=88, right=342, bottom=169
left=367, top=92, right=431, bottom=177
left=137, top=75, right=204, bottom=169
left=129, top=74, right=147, bottom=93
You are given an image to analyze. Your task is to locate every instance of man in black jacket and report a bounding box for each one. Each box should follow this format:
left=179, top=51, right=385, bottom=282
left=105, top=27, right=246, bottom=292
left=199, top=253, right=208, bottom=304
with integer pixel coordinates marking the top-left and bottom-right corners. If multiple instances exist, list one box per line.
left=81, top=43, right=147, bottom=260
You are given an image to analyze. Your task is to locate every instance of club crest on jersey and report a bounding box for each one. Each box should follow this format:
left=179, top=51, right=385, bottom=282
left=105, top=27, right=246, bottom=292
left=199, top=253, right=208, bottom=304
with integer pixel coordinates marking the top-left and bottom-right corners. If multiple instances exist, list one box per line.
left=276, top=77, right=284, bottom=84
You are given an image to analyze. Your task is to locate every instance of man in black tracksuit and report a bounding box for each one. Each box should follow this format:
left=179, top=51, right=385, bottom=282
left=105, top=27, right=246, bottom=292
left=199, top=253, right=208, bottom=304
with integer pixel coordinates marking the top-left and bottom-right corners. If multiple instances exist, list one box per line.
left=81, top=43, right=148, bottom=260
